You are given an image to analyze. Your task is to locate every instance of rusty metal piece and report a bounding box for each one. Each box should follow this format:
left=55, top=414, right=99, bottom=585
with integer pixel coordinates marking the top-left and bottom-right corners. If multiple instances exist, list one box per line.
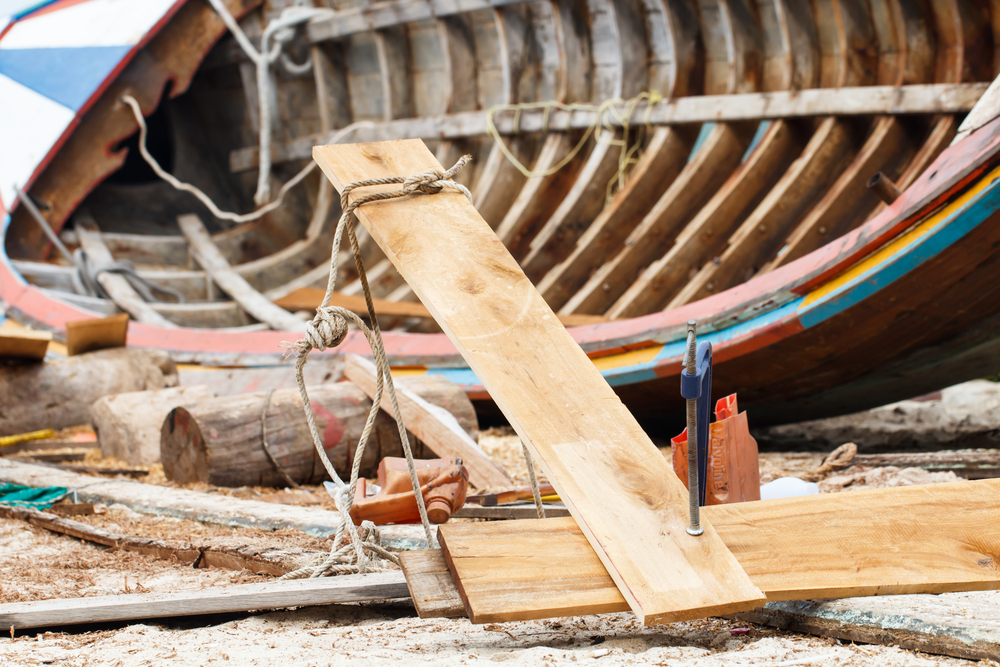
left=867, top=171, right=902, bottom=204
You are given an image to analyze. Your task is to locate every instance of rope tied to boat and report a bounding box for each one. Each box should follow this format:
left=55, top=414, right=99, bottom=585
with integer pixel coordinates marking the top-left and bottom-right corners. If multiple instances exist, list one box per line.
left=278, top=157, right=473, bottom=580
left=485, top=91, right=663, bottom=204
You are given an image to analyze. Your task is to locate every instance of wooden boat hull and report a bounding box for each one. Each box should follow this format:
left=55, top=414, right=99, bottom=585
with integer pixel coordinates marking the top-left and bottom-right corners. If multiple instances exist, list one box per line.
left=4, top=0, right=1000, bottom=433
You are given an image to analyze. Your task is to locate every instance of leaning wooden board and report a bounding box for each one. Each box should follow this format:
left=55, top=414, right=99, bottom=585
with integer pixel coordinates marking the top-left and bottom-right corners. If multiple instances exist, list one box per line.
left=437, top=479, right=1000, bottom=623
left=313, top=140, right=765, bottom=624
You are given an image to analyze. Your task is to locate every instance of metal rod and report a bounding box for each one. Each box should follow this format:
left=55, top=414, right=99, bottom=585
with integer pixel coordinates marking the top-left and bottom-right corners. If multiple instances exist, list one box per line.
left=685, top=320, right=703, bottom=536
left=867, top=171, right=902, bottom=205
left=13, top=185, right=75, bottom=265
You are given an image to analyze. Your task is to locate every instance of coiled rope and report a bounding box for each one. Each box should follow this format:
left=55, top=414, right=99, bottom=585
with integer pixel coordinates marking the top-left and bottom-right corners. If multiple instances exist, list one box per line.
left=279, top=156, right=474, bottom=579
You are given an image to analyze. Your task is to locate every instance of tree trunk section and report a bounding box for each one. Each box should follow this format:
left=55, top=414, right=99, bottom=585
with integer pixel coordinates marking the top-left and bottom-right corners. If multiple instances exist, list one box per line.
left=91, top=385, right=215, bottom=465
left=0, top=348, right=178, bottom=436
left=160, top=376, right=479, bottom=486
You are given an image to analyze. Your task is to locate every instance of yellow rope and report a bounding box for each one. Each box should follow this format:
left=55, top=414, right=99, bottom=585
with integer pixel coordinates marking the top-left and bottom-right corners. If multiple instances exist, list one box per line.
left=485, top=91, right=663, bottom=204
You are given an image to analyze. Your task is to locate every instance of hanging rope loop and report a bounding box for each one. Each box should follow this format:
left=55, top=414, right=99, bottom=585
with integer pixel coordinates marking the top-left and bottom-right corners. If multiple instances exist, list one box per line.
left=279, top=156, right=474, bottom=580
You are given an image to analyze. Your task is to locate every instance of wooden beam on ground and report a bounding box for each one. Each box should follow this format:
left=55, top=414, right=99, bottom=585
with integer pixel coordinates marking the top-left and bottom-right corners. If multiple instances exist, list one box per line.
left=398, top=550, right=467, bottom=619
left=739, top=594, right=1000, bottom=663
left=452, top=504, right=571, bottom=519
left=344, top=354, right=512, bottom=489
left=0, top=459, right=429, bottom=549
left=0, top=503, right=315, bottom=577
left=0, top=571, right=408, bottom=631
left=273, top=286, right=610, bottom=327
left=0, top=328, right=51, bottom=361
left=232, top=84, right=987, bottom=172
left=177, top=215, right=305, bottom=332
left=850, top=450, right=1000, bottom=479
left=437, top=478, right=1000, bottom=623
left=305, top=0, right=529, bottom=42
left=314, top=140, right=765, bottom=625
left=75, top=216, right=176, bottom=328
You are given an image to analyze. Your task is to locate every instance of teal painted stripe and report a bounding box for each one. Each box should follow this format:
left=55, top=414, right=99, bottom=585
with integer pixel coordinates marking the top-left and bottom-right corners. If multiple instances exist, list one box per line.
left=799, top=172, right=1000, bottom=329
left=687, top=122, right=715, bottom=162
left=742, top=121, right=769, bottom=162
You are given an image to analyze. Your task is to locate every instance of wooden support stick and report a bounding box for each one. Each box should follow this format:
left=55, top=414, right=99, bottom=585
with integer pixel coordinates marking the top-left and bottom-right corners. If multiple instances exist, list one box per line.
left=344, top=354, right=511, bottom=489
left=0, top=572, right=408, bottom=631
left=313, top=139, right=764, bottom=625
left=178, top=214, right=305, bottom=332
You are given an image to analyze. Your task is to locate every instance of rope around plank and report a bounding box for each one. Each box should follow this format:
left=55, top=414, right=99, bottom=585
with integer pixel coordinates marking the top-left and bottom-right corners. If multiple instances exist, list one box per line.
left=279, top=157, right=474, bottom=579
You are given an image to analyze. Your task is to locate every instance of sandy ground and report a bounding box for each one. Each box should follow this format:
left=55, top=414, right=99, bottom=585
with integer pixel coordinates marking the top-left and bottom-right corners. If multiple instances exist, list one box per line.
left=2, top=426, right=998, bottom=665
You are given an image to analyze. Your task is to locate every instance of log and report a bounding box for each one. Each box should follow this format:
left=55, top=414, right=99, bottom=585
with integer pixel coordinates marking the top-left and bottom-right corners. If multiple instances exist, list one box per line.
left=161, top=376, right=479, bottom=487
left=91, top=385, right=214, bottom=465
left=0, top=348, right=178, bottom=436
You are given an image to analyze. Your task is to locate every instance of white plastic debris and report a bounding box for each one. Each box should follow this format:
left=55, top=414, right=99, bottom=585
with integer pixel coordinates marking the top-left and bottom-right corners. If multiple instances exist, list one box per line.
left=759, top=476, right=819, bottom=500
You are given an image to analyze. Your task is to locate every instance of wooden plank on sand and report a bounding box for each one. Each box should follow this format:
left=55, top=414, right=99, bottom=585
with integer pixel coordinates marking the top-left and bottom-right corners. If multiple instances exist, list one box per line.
left=0, top=572, right=408, bottom=630
left=398, top=550, right=466, bottom=618
left=313, top=139, right=765, bottom=625
left=437, top=478, right=1000, bottom=623
left=344, top=354, right=511, bottom=489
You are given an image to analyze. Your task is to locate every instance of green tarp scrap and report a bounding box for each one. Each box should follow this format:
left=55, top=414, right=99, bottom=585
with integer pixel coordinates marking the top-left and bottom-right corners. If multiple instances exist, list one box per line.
left=0, top=483, right=67, bottom=509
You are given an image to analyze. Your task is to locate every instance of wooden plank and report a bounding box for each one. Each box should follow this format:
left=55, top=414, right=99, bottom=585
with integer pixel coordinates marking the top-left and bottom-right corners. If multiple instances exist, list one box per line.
left=0, top=572, right=408, bottom=630
left=230, top=84, right=988, bottom=172
left=75, top=216, right=177, bottom=328
left=398, top=550, right=1000, bottom=662
left=438, top=478, right=1000, bottom=623
left=344, top=354, right=512, bottom=489
left=0, top=328, right=50, bottom=360
left=398, top=549, right=467, bottom=618
left=65, top=313, right=129, bottom=356
left=738, top=593, right=1000, bottom=662
left=273, top=286, right=609, bottom=327
left=0, top=459, right=429, bottom=550
left=178, top=215, right=305, bottom=332
left=313, top=139, right=764, bottom=625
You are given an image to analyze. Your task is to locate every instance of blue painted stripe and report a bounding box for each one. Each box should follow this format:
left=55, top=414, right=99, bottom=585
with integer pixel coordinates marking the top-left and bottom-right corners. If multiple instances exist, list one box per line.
left=0, top=44, right=129, bottom=110
left=741, top=121, right=769, bottom=162
left=687, top=122, right=715, bottom=162
left=799, top=173, right=1000, bottom=329
left=425, top=368, right=483, bottom=389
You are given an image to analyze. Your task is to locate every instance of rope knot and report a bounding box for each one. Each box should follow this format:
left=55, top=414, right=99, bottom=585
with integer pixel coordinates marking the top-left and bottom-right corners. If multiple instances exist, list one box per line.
left=304, top=307, right=349, bottom=352
left=403, top=168, right=448, bottom=195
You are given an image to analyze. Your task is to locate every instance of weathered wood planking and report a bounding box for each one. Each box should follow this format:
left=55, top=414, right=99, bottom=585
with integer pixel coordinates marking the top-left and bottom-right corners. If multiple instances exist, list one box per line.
left=344, top=354, right=512, bottom=489
left=313, top=139, right=764, bottom=625
left=232, top=84, right=988, bottom=172
left=438, top=478, right=1000, bottom=623
left=178, top=215, right=305, bottom=332
left=0, top=572, right=408, bottom=631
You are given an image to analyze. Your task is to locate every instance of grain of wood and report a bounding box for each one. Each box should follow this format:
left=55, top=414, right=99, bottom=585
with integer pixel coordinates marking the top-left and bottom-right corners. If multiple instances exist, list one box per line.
left=0, top=571, right=408, bottom=630
left=438, top=478, right=1000, bottom=623
left=344, top=354, right=511, bottom=489
left=313, top=139, right=764, bottom=625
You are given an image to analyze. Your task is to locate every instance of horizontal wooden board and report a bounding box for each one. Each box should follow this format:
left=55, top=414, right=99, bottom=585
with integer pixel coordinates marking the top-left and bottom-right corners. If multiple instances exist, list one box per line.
left=439, top=479, right=1000, bottom=623
left=0, top=572, right=408, bottom=630
left=314, top=139, right=764, bottom=625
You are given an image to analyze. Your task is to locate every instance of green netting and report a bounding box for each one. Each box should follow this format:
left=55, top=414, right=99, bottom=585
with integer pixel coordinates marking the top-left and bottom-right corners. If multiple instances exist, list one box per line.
left=0, top=483, right=68, bottom=510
